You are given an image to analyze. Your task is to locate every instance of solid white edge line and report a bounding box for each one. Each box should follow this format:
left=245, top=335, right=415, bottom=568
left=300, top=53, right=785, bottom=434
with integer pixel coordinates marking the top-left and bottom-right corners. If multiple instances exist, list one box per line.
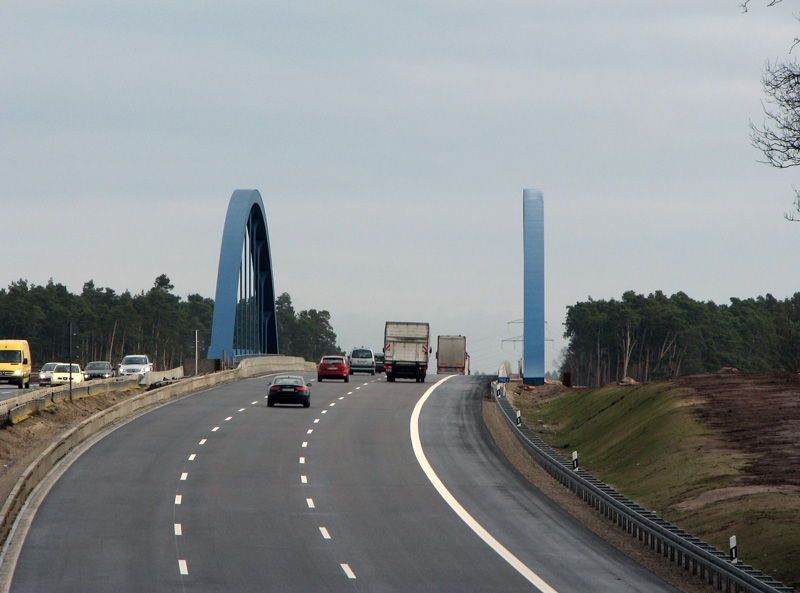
left=410, top=376, right=559, bottom=593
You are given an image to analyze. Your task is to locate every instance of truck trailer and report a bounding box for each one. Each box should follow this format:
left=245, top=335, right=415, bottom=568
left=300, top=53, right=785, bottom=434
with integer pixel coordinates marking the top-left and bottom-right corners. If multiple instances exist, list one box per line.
left=383, top=322, right=430, bottom=383
left=436, top=335, right=469, bottom=374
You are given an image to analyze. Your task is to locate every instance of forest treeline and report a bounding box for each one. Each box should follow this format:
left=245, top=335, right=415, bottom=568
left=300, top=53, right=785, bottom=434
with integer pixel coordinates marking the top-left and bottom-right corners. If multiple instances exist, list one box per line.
left=561, top=290, right=800, bottom=387
left=0, top=276, right=342, bottom=370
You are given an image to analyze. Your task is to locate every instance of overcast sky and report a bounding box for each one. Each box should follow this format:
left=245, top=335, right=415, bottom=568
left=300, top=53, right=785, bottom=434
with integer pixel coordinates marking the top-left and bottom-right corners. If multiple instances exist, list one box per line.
left=3, top=1, right=798, bottom=374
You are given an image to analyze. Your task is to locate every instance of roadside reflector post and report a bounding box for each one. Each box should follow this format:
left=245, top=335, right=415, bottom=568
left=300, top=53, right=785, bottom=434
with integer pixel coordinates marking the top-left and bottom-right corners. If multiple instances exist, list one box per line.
left=729, top=535, right=738, bottom=563
left=572, top=451, right=579, bottom=471
left=515, top=410, right=521, bottom=426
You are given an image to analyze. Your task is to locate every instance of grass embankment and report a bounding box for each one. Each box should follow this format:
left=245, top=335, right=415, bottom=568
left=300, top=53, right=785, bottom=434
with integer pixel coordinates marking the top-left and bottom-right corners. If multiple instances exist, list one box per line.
left=509, top=381, right=800, bottom=590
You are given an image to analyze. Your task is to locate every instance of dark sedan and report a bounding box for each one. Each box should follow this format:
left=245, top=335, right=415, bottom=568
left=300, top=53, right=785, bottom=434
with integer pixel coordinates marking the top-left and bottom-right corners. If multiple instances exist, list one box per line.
left=84, top=361, right=115, bottom=380
left=267, top=375, right=311, bottom=407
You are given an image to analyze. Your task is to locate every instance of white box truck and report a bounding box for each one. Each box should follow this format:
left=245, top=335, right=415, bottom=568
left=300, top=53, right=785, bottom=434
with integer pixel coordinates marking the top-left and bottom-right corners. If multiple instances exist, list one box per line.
left=383, top=322, right=430, bottom=383
left=436, top=335, right=469, bottom=375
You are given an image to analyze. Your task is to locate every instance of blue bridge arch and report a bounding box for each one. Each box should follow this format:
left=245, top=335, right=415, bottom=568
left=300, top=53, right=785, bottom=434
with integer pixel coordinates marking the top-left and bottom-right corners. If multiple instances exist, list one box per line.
left=207, top=190, right=278, bottom=359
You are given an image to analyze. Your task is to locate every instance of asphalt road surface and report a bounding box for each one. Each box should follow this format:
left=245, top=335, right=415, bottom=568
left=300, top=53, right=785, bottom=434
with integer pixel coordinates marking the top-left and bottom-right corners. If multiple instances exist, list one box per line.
left=7, top=373, right=682, bottom=592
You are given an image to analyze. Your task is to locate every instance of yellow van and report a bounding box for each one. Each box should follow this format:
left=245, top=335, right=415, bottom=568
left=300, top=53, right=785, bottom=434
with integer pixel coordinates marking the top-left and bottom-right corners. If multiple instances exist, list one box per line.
left=0, top=340, right=32, bottom=389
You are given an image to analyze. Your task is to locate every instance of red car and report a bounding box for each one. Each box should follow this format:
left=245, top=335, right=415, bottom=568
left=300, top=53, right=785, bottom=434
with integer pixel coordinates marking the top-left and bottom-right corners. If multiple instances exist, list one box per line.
left=317, top=355, right=349, bottom=382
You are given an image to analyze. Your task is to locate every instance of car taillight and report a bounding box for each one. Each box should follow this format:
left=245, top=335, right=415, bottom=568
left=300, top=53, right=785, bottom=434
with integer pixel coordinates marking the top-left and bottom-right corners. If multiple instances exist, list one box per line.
left=297, top=386, right=307, bottom=392
left=270, top=385, right=280, bottom=392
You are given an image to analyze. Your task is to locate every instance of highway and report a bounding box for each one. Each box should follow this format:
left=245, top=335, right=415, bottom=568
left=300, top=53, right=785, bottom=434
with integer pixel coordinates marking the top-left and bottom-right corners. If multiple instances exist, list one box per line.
left=7, top=373, right=681, bottom=592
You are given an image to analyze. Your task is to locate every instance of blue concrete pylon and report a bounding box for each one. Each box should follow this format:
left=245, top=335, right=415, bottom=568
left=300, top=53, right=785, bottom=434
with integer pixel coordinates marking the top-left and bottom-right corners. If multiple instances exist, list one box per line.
left=523, top=189, right=545, bottom=385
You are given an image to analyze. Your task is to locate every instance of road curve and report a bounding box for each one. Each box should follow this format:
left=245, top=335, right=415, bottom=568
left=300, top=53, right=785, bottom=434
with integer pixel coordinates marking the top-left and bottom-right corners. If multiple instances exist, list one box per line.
left=7, top=373, right=681, bottom=592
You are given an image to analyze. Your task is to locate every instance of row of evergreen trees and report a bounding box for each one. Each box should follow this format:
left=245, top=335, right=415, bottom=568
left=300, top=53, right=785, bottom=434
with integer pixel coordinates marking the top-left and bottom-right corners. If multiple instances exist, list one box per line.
left=561, top=290, right=800, bottom=387
left=0, top=276, right=342, bottom=371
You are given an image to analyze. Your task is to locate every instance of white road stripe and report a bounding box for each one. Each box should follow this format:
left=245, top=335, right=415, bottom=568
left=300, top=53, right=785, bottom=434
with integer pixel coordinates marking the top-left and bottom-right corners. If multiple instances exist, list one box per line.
left=175, top=495, right=182, bottom=505
left=225, top=416, right=232, bottom=421
left=180, top=473, right=188, bottom=481
left=341, top=563, right=356, bottom=579
left=410, top=376, right=560, bottom=593
left=178, top=559, right=188, bottom=575
left=299, top=457, right=306, bottom=464
left=314, top=419, right=320, bottom=423
left=174, top=523, right=182, bottom=536
left=319, top=527, right=331, bottom=539
left=199, top=439, right=207, bottom=445
left=211, top=426, right=219, bottom=432
left=329, top=403, right=336, bottom=407
left=339, top=397, right=344, bottom=400
left=306, top=498, right=315, bottom=509
left=188, top=454, right=196, bottom=461
left=302, top=442, right=308, bottom=448
left=251, top=401, right=258, bottom=405
left=238, top=408, right=246, bottom=412
left=301, top=475, right=308, bottom=484
left=307, top=429, right=313, bottom=434
left=347, top=392, right=353, bottom=395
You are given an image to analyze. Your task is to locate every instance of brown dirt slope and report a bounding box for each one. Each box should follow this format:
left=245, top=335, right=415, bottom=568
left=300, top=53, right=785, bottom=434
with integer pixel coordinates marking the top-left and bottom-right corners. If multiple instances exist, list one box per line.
left=673, top=372, right=800, bottom=486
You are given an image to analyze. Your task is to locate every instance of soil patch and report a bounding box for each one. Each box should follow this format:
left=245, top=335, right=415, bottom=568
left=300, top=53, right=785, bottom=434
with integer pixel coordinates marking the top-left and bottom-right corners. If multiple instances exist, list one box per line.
left=673, top=372, right=800, bottom=487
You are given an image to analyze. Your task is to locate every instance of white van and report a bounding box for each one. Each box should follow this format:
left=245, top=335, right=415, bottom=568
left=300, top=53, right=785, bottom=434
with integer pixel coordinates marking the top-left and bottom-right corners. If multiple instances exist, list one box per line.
left=348, top=348, right=375, bottom=375
left=0, top=340, right=32, bottom=389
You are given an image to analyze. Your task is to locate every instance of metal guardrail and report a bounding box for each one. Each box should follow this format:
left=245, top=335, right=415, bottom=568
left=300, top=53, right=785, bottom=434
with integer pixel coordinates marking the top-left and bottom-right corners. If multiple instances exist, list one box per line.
left=490, top=382, right=796, bottom=593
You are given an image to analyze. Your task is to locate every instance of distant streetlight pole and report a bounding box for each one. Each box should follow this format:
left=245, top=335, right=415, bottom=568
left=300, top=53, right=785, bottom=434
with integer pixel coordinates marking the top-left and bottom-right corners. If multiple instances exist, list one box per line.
left=195, top=330, right=199, bottom=376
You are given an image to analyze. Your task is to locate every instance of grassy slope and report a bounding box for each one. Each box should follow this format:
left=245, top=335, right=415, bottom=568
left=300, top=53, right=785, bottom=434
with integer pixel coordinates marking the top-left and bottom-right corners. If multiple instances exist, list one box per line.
left=511, top=381, right=799, bottom=590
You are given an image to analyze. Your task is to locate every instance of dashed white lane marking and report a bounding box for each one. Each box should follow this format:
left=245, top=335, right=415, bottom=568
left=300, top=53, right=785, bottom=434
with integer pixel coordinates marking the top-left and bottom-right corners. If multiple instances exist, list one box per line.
left=302, top=442, right=308, bottom=448
left=211, top=426, right=220, bottom=432
left=251, top=401, right=258, bottom=405
left=188, top=454, right=196, bottom=461
left=238, top=408, right=246, bottom=412
left=341, top=563, right=356, bottom=579
left=319, top=527, right=331, bottom=539
left=300, top=457, right=306, bottom=464
left=322, top=410, right=328, bottom=414
left=180, top=473, right=188, bottom=481
left=178, top=559, right=189, bottom=575
left=347, top=392, right=353, bottom=395
left=225, top=416, right=232, bottom=421
left=328, top=403, right=336, bottom=407
left=306, top=498, right=315, bottom=509
left=339, top=397, right=345, bottom=400
left=314, top=419, right=320, bottom=423
left=175, top=495, right=182, bottom=505
left=301, top=475, right=308, bottom=484
left=307, top=429, right=313, bottom=434
left=410, top=376, right=559, bottom=593
left=174, top=523, right=182, bottom=536
left=199, top=439, right=207, bottom=445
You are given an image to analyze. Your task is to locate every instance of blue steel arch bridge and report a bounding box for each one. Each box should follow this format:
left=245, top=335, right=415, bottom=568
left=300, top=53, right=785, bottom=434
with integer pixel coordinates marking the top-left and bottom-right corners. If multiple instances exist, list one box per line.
left=207, top=190, right=278, bottom=360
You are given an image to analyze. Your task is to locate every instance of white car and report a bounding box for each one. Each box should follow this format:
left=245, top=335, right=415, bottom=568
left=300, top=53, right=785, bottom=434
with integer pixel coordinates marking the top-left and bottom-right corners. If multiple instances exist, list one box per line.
left=50, top=364, right=83, bottom=386
left=118, top=355, right=153, bottom=376
left=38, top=362, right=64, bottom=387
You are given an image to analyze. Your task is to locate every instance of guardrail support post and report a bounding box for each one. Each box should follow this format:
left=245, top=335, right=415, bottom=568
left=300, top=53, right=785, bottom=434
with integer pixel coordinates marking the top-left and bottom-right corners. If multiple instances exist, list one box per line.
left=729, top=535, right=738, bottom=563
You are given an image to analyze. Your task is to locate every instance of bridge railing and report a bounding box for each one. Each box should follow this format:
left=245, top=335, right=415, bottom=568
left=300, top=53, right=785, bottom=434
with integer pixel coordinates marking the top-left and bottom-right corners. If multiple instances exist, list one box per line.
left=489, top=381, right=795, bottom=593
